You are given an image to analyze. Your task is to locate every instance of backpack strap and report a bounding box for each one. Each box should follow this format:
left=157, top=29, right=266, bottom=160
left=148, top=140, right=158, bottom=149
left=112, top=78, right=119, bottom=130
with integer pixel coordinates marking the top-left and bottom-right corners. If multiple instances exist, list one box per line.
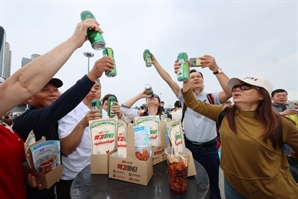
left=181, top=102, right=187, bottom=124
left=218, top=108, right=227, bottom=127
left=181, top=93, right=215, bottom=124
left=206, top=93, right=228, bottom=126
left=206, top=93, right=220, bottom=135
left=181, top=93, right=227, bottom=127
left=206, top=93, right=215, bottom=104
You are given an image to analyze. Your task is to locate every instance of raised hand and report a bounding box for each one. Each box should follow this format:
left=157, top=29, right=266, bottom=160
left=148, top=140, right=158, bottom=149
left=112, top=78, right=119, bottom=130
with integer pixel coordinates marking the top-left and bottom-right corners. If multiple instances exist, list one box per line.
left=88, top=57, right=114, bottom=81
left=69, top=18, right=103, bottom=48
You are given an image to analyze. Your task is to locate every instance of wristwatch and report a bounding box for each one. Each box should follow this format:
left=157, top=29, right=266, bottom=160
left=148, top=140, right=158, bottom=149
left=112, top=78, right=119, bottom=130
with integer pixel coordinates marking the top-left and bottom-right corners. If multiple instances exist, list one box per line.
left=213, top=68, right=223, bottom=75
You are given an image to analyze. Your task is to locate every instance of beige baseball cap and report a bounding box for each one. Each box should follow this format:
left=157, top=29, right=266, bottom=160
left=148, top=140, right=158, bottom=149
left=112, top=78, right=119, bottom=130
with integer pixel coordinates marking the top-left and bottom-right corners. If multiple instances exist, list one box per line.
left=227, top=75, right=273, bottom=94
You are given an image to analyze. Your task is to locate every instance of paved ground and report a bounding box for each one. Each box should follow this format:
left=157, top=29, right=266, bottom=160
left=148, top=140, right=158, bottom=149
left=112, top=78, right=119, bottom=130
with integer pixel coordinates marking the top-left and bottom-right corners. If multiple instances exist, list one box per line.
left=219, top=166, right=225, bottom=199
left=219, top=148, right=225, bottom=199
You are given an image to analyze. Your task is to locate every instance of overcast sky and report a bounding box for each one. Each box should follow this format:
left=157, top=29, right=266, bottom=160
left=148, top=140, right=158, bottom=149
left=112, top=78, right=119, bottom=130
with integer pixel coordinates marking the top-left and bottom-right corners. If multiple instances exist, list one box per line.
left=1, top=0, right=297, bottom=108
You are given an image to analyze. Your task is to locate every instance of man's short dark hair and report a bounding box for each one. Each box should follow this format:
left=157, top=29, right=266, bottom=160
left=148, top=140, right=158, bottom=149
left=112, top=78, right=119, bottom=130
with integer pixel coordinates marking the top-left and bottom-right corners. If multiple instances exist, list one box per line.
left=161, top=101, right=164, bottom=104
left=271, top=89, right=288, bottom=97
left=174, top=100, right=181, bottom=108
left=190, top=69, right=204, bottom=79
left=102, top=94, right=118, bottom=105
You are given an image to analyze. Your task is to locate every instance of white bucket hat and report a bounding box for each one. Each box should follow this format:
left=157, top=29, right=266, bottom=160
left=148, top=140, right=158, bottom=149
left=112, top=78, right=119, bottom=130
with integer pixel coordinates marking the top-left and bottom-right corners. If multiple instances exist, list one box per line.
left=227, top=75, right=273, bottom=95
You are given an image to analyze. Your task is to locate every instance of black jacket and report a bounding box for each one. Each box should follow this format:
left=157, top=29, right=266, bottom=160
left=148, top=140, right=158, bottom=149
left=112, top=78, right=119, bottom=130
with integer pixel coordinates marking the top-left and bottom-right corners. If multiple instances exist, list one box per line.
left=13, top=75, right=94, bottom=199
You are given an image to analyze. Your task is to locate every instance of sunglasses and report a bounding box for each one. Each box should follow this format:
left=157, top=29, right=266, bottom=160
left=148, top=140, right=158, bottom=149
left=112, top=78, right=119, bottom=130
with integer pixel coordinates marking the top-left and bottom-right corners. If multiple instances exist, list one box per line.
left=232, top=83, right=260, bottom=92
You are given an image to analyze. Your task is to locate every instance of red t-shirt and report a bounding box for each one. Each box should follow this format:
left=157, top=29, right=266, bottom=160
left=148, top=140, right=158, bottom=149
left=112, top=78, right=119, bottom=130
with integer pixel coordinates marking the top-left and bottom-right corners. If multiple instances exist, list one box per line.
left=0, top=125, right=26, bottom=199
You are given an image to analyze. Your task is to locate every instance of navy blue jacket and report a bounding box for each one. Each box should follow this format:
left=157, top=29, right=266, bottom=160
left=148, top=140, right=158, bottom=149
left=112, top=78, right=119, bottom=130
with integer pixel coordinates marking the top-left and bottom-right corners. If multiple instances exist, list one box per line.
left=13, top=75, right=94, bottom=199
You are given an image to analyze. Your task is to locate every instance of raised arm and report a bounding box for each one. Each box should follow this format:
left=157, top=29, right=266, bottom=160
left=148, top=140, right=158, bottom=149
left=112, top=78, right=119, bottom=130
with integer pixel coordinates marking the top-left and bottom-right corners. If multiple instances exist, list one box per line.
left=174, top=62, right=225, bottom=122
left=0, top=19, right=102, bottom=116
left=199, top=55, right=232, bottom=103
left=122, top=90, right=147, bottom=107
left=149, top=52, right=181, bottom=97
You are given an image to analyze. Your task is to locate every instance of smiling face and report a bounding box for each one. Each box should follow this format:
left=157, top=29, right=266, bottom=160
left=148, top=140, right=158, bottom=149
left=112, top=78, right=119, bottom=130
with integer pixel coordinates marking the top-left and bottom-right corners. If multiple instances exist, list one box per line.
left=189, top=71, right=204, bottom=89
left=30, top=83, right=61, bottom=108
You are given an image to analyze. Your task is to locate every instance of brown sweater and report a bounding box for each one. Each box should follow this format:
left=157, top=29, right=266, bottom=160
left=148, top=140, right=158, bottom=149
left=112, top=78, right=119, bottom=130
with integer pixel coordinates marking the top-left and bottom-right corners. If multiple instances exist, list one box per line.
left=182, top=88, right=298, bottom=198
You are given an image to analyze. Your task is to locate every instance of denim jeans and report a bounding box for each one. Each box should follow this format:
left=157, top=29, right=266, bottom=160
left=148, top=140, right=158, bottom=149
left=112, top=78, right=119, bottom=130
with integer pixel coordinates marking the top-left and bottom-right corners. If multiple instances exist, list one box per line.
left=185, top=140, right=221, bottom=199
left=224, top=178, right=247, bottom=199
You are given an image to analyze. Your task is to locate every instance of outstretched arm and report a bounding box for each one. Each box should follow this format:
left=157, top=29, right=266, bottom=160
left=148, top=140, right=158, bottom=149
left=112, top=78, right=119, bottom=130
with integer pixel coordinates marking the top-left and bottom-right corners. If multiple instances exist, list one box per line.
left=174, top=63, right=225, bottom=122
left=199, top=55, right=232, bottom=103
left=122, top=90, right=147, bottom=107
left=149, top=52, right=181, bottom=97
left=0, top=19, right=102, bottom=116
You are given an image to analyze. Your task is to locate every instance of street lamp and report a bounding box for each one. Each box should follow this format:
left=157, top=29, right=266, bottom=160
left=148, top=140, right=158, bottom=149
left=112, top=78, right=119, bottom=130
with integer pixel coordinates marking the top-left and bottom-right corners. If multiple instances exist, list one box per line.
left=83, top=52, right=94, bottom=73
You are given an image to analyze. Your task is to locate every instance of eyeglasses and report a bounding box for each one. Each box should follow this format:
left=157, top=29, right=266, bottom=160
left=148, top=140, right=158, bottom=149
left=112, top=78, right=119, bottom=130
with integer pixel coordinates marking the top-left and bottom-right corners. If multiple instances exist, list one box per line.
left=232, top=83, right=260, bottom=92
left=274, top=94, right=287, bottom=98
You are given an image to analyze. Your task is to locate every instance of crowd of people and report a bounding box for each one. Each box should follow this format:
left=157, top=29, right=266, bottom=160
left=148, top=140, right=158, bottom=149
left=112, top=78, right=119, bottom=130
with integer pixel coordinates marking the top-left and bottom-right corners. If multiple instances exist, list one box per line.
left=0, top=17, right=297, bottom=199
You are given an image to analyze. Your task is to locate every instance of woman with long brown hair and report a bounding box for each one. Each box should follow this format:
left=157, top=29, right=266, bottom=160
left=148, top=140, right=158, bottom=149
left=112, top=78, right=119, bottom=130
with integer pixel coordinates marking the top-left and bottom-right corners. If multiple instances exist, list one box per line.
left=176, top=63, right=298, bottom=198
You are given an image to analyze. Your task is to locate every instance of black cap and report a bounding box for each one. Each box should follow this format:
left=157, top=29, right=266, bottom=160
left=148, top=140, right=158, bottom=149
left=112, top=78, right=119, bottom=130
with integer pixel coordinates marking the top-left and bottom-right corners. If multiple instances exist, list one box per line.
left=48, top=78, right=63, bottom=88
left=174, top=100, right=182, bottom=108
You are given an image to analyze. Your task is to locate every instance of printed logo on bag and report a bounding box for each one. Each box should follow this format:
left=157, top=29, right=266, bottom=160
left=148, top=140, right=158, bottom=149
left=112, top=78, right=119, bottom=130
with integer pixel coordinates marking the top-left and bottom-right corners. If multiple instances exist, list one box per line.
left=94, top=131, right=115, bottom=146
left=175, top=132, right=182, bottom=146
left=94, top=131, right=115, bottom=139
left=150, top=129, right=158, bottom=140
left=118, top=134, right=125, bottom=141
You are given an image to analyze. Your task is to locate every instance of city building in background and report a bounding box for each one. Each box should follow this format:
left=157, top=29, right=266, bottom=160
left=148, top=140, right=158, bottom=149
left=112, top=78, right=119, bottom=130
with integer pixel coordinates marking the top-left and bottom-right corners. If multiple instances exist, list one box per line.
left=31, top=54, right=40, bottom=60
left=12, top=54, right=41, bottom=113
left=3, top=42, right=12, bottom=78
left=21, top=57, right=31, bottom=67
left=0, top=26, right=12, bottom=80
left=22, top=54, right=40, bottom=67
left=0, top=26, right=5, bottom=78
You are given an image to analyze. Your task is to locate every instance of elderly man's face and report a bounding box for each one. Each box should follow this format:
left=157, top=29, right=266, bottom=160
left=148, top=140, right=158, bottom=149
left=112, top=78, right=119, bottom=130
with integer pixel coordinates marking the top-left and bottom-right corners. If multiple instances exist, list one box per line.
left=29, top=83, right=61, bottom=108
